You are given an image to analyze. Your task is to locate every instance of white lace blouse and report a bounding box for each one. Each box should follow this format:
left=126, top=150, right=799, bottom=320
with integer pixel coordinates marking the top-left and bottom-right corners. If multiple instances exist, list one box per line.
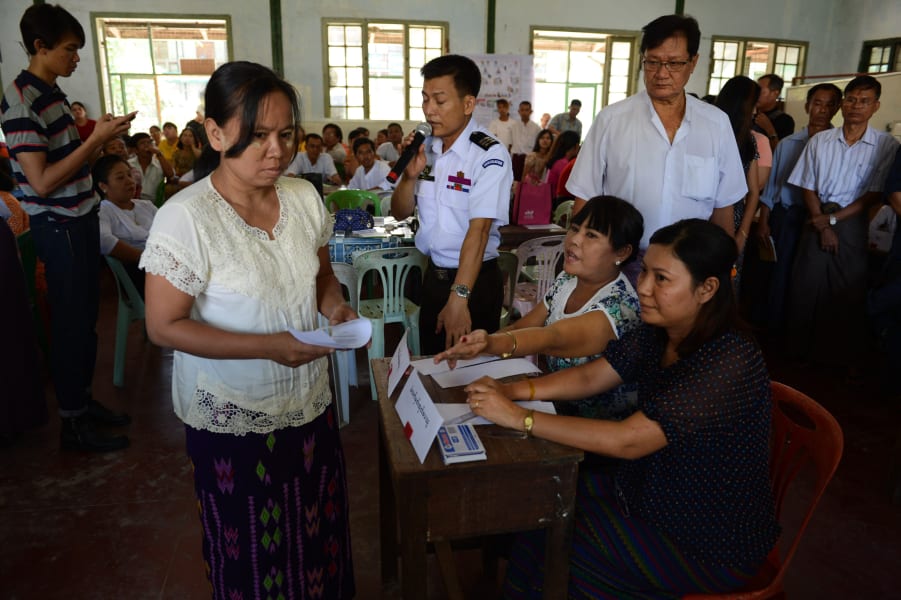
left=140, top=175, right=334, bottom=435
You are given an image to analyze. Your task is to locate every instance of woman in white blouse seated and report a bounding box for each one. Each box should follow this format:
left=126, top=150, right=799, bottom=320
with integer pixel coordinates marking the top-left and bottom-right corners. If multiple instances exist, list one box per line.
left=93, top=154, right=157, bottom=295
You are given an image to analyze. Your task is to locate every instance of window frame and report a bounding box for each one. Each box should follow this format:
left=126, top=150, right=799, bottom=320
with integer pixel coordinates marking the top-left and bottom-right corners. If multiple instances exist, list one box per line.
left=707, top=36, right=808, bottom=96
left=91, top=12, right=233, bottom=132
left=321, top=18, right=448, bottom=120
left=529, top=26, right=640, bottom=118
left=860, top=38, right=901, bottom=73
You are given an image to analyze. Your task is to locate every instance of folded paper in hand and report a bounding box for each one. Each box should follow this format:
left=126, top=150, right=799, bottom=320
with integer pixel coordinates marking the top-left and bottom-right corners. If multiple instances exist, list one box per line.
left=289, top=318, right=372, bottom=349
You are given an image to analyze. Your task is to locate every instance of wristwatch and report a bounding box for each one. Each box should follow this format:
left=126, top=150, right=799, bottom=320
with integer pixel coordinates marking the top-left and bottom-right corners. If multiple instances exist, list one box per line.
left=451, top=283, right=471, bottom=299
left=828, top=214, right=837, bottom=227
left=523, top=410, right=535, bottom=436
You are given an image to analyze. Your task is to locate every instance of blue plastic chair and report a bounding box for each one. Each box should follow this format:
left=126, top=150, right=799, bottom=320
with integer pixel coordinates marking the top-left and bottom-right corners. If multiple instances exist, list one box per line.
left=104, top=256, right=146, bottom=387
left=353, top=247, right=426, bottom=398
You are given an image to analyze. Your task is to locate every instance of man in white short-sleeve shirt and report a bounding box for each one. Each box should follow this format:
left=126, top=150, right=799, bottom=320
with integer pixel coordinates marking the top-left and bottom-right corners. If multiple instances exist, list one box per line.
left=284, top=133, right=341, bottom=185
left=784, top=75, right=898, bottom=371
left=567, top=14, right=746, bottom=251
left=348, top=137, right=392, bottom=191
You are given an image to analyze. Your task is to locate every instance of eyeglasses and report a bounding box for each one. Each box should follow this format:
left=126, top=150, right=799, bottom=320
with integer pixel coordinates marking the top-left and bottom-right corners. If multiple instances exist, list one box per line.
left=641, top=58, right=691, bottom=73
left=842, top=96, right=875, bottom=107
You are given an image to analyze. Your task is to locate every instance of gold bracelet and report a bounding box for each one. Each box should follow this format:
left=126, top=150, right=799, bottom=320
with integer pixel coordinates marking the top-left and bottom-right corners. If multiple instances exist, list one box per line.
left=500, top=330, right=517, bottom=359
left=527, top=378, right=536, bottom=401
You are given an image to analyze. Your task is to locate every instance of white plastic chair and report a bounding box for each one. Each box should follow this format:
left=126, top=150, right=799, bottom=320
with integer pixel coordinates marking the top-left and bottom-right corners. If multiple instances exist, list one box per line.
left=512, top=235, right=566, bottom=317
left=497, top=250, right=519, bottom=328
left=553, top=199, right=575, bottom=228
left=353, top=247, right=427, bottom=398
left=323, top=262, right=358, bottom=426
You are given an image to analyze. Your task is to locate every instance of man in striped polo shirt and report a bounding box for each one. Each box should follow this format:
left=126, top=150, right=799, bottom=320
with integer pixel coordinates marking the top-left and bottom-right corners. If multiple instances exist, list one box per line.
left=1, top=4, right=135, bottom=452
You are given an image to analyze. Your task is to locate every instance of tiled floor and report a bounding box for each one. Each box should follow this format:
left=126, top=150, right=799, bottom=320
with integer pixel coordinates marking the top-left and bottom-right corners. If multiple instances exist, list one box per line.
left=2, top=271, right=900, bottom=599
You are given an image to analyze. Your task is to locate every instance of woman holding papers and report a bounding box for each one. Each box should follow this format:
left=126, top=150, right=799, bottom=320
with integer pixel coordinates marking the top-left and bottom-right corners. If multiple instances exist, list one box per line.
left=466, top=219, right=778, bottom=598
left=436, top=195, right=643, bottom=421
left=142, top=62, right=357, bottom=598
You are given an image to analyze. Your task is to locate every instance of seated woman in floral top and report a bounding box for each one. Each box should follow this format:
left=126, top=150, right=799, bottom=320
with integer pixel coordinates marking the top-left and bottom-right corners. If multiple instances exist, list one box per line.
left=436, top=195, right=643, bottom=421
left=466, top=219, right=779, bottom=598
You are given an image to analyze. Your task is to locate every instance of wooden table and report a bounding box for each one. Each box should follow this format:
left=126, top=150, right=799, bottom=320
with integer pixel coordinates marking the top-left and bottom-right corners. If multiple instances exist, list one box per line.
left=374, top=359, right=583, bottom=599
left=499, top=224, right=566, bottom=250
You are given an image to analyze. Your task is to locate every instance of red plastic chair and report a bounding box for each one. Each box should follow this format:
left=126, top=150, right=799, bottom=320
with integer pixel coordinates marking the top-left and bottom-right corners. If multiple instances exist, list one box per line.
left=684, top=381, right=844, bottom=599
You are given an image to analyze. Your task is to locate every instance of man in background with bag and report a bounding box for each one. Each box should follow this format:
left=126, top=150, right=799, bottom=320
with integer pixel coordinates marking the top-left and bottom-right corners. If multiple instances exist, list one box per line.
left=392, top=54, right=512, bottom=354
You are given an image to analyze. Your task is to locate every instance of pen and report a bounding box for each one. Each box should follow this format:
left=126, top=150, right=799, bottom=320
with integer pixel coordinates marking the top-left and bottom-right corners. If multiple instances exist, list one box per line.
left=445, top=410, right=476, bottom=426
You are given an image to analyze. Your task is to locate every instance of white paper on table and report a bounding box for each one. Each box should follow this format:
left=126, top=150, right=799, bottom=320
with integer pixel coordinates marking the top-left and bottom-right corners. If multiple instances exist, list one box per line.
left=436, top=401, right=558, bottom=426
left=394, top=373, right=444, bottom=464
left=351, top=228, right=390, bottom=237
left=387, top=329, right=411, bottom=397
left=432, top=357, right=541, bottom=388
left=288, top=318, right=372, bottom=349
left=410, top=355, right=499, bottom=376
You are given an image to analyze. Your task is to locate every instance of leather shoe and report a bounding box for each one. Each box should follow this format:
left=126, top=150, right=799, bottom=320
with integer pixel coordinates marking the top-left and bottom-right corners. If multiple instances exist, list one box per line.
left=86, top=398, right=132, bottom=426
left=61, top=416, right=130, bottom=452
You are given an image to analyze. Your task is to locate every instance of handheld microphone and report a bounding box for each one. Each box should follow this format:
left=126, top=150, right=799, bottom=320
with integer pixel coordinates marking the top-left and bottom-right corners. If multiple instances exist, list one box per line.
left=386, top=122, right=432, bottom=184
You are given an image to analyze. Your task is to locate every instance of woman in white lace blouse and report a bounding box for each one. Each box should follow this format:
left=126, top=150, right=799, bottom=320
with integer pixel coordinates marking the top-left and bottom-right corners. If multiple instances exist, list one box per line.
left=141, top=62, right=358, bottom=598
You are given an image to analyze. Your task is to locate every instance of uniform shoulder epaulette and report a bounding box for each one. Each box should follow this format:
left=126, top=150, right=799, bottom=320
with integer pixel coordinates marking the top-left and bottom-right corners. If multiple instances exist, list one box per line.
left=470, top=131, right=499, bottom=150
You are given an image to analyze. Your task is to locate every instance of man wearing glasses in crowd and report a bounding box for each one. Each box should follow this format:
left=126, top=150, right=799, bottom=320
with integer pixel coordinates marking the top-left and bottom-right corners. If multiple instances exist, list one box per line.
left=567, top=14, right=746, bottom=278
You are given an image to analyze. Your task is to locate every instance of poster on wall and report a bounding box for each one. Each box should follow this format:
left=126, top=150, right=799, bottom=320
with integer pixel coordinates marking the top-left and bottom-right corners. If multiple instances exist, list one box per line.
left=465, top=54, right=535, bottom=128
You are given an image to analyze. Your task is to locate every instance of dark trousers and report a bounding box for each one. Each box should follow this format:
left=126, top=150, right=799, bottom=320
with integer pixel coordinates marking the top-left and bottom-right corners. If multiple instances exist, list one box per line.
left=419, top=258, right=503, bottom=355
left=766, top=204, right=806, bottom=332
left=30, top=209, right=101, bottom=415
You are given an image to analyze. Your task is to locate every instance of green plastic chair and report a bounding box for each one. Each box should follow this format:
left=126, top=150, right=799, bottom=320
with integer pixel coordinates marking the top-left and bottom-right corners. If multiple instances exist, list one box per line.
left=16, top=229, right=49, bottom=359
left=104, top=255, right=146, bottom=387
left=326, top=189, right=381, bottom=216
left=353, top=247, right=427, bottom=399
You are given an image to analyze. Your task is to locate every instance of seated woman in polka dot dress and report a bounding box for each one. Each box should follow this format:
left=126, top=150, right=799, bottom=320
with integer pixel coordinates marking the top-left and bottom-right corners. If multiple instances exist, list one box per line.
left=465, top=219, right=780, bottom=599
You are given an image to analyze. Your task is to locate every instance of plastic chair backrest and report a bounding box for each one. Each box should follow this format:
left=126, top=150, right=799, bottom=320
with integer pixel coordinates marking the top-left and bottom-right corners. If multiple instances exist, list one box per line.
left=330, top=261, right=358, bottom=310
left=154, top=178, right=167, bottom=208
left=105, top=255, right=145, bottom=318
left=552, top=200, right=574, bottom=228
left=683, top=381, right=844, bottom=599
left=497, top=250, right=519, bottom=326
left=326, top=189, right=381, bottom=216
left=353, top=247, right=426, bottom=324
left=515, top=235, right=566, bottom=301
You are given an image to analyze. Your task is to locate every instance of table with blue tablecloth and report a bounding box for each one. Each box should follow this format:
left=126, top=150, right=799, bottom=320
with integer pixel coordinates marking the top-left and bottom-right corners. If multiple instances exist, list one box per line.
left=328, top=218, right=415, bottom=265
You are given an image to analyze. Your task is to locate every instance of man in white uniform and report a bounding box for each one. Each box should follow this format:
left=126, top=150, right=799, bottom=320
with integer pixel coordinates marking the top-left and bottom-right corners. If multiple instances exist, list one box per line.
left=392, top=54, right=512, bottom=354
left=567, top=14, right=746, bottom=257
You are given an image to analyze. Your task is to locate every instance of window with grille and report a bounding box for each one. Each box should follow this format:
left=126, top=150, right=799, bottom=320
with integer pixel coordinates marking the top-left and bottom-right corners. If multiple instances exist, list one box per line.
left=93, top=15, right=231, bottom=134
left=531, top=28, right=638, bottom=121
left=324, top=19, right=446, bottom=120
left=860, top=39, right=901, bottom=73
left=708, top=37, right=806, bottom=96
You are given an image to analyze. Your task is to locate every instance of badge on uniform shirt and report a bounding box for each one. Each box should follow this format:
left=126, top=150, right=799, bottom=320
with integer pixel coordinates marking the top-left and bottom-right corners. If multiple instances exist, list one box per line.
left=418, top=164, right=435, bottom=181
left=447, top=171, right=471, bottom=193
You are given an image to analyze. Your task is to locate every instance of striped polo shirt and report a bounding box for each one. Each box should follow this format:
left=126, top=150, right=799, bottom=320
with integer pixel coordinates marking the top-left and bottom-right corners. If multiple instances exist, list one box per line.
left=1, top=70, right=96, bottom=217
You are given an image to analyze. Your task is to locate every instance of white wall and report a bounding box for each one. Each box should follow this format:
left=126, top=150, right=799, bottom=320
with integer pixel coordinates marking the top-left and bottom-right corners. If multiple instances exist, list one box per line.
left=0, top=0, right=896, bottom=128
